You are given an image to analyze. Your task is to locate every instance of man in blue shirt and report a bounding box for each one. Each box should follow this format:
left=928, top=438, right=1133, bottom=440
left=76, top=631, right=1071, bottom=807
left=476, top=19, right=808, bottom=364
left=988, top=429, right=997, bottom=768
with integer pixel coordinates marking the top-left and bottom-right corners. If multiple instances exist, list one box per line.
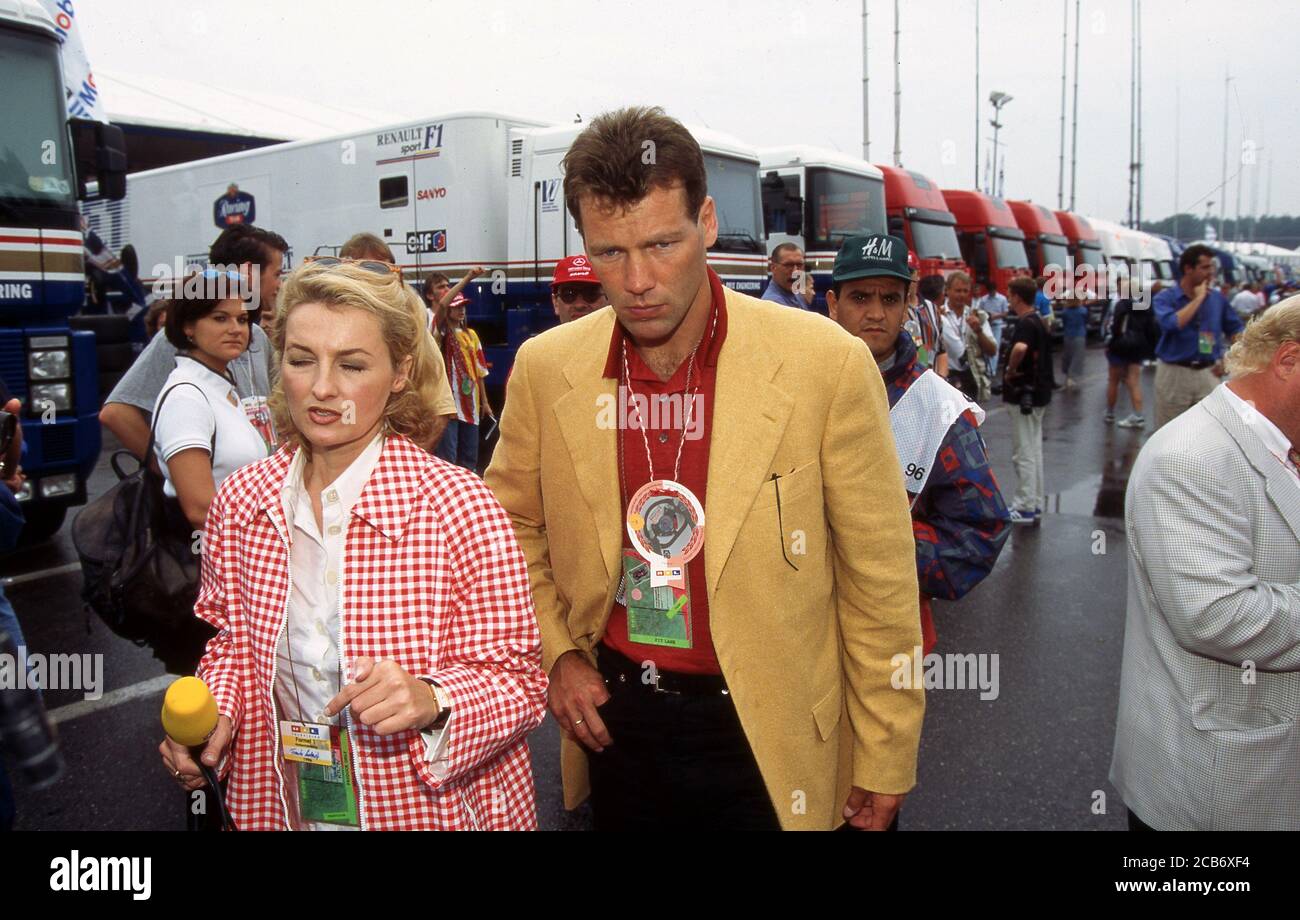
left=1152, top=243, right=1245, bottom=428
left=761, top=243, right=813, bottom=309
left=1034, top=277, right=1054, bottom=318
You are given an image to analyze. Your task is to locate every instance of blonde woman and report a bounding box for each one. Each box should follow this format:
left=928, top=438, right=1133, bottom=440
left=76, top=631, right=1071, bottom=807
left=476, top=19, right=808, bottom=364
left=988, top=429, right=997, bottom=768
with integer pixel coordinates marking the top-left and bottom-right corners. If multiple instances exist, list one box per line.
left=159, top=258, right=547, bottom=830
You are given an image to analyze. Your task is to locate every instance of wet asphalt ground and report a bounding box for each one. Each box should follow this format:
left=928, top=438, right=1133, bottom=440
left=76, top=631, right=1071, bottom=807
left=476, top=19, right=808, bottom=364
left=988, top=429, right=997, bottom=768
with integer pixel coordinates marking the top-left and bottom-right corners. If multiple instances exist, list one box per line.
left=5, top=342, right=1155, bottom=830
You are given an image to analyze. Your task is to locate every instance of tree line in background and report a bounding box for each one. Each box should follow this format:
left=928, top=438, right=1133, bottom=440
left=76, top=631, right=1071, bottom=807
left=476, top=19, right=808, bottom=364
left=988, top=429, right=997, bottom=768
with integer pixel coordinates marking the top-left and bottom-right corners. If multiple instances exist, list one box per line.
left=1142, top=214, right=1300, bottom=250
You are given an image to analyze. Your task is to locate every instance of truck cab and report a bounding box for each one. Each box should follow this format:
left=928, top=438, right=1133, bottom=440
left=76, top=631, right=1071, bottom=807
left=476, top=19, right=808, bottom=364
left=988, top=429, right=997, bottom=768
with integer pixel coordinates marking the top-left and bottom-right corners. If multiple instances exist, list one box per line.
left=1139, top=234, right=1176, bottom=291
left=1007, top=200, right=1074, bottom=280
left=758, top=146, right=887, bottom=309
left=876, top=164, right=966, bottom=280
left=1085, top=217, right=1134, bottom=301
left=1054, top=210, right=1107, bottom=331
left=0, top=0, right=127, bottom=541
left=940, top=189, right=1030, bottom=295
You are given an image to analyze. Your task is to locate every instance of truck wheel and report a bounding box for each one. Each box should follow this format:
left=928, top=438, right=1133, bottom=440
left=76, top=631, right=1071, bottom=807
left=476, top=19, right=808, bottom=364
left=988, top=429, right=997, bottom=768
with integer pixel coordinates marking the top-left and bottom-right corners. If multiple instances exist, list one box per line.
left=70, top=314, right=131, bottom=344
left=17, top=506, right=68, bottom=545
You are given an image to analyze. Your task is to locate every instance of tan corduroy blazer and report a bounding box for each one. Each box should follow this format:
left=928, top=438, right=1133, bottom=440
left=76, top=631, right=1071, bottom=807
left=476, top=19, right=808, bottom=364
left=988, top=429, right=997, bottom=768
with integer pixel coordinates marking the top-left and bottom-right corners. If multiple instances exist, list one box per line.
left=485, top=286, right=924, bottom=830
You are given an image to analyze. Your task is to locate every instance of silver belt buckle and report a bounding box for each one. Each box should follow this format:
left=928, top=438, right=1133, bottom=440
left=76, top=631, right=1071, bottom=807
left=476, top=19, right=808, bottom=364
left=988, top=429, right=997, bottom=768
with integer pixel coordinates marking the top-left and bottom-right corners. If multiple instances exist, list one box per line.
left=651, top=671, right=682, bottom=695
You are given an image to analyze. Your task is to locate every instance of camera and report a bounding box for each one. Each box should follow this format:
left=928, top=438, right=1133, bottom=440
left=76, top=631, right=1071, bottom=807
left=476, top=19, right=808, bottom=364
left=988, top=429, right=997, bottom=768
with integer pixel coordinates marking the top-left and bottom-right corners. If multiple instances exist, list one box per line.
left=0, top=628, right=63, bottom=791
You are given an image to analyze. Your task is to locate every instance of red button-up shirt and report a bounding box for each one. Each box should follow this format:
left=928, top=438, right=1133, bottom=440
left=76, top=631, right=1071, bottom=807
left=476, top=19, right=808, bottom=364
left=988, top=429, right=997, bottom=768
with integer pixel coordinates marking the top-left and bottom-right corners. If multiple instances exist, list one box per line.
left=600, top=270, right=728, bottom=675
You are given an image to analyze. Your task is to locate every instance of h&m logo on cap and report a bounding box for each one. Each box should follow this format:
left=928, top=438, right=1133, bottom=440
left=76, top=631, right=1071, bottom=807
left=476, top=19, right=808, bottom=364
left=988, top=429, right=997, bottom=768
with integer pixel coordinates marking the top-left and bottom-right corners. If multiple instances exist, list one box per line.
left=861, top=237, right=895, bottom=260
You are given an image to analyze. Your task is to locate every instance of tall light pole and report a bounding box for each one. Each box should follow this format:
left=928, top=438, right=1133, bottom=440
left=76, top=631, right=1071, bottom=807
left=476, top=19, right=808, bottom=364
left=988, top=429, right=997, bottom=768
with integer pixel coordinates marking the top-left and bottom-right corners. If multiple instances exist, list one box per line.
left=989, top=91, right=1012, bottom=198
left=861, top=0, right=870, bottom=160
left=892, top=0, right=902, bottom=167
left=1219, top=69, right=1231, bottom=242
left=974, top=0, right=981, bottom=187
left=1057, top=0, right=1068, bottom=209
left=1068, top=0, right=1080, bottom=210
left=1135, top=0, right=1143, bottom=228
left=1174, top=83, right=1180, bottom=240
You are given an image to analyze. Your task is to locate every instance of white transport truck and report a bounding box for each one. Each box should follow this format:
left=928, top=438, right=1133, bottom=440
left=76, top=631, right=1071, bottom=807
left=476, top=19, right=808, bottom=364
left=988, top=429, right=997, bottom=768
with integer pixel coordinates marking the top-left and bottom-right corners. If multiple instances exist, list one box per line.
left=758, top=146, right=888, bottom=309
left=85, top=111, right=768, bottom=404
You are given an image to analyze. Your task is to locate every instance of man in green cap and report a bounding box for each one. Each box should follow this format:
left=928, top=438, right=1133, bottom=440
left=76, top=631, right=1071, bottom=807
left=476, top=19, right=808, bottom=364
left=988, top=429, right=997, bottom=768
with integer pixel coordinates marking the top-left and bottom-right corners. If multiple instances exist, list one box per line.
left=827, top=233, right=1010, bottom=660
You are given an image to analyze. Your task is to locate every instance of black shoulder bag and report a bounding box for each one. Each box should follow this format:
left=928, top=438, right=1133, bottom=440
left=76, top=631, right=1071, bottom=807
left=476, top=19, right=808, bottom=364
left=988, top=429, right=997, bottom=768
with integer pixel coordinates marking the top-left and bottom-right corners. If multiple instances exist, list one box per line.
left=72, top=383, right=217, bottom=670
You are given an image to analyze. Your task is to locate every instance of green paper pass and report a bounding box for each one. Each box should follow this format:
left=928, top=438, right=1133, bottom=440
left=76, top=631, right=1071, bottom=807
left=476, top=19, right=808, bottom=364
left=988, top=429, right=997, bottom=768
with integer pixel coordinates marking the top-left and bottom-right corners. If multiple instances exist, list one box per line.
left=297, top=726, right=360, bottom=827
left=621, top=552, right=693, bottom=649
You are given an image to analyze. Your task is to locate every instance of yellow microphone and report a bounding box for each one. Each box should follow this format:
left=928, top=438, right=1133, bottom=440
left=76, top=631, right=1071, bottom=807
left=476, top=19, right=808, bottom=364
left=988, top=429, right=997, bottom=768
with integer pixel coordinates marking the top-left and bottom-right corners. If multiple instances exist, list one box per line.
left=161, top=676, right=219, bottom=747
left=162, top=677, right=235, bottom=831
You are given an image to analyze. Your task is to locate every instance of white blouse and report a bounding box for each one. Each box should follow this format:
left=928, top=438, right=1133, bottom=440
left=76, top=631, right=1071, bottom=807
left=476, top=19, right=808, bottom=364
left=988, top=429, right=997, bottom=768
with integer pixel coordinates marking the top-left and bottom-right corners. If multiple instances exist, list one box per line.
left=152, top=356, right=269, bottom=499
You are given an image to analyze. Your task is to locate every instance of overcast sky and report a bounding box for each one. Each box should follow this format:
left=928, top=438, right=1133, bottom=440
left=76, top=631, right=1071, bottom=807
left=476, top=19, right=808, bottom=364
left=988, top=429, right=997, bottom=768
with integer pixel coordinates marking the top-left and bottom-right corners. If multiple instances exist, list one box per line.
left=76, top=0, right=1299, bottom=226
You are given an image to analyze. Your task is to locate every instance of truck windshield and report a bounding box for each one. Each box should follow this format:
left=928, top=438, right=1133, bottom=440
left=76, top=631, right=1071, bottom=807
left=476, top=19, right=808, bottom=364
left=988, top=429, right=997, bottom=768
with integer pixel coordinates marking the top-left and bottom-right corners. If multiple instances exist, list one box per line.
left=1076, top=242, right=1103, bottom=272
left=706, top=153, right=763, bottom=254
left=806, top=168, right=886, bottom=250
left=0, top=30, right=75, bottom=210
left=992, top=235, right=1030, bottom=269
left=910, top=219, right=962, bottom=260
left=1040, top=240, right=1073, bottom=274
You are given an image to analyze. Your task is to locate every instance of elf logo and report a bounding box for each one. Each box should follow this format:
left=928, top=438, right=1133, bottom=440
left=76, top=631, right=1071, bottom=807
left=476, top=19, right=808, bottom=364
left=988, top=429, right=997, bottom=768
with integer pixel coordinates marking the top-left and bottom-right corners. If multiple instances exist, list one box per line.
left=50, top=851, right=151, bottom=901
left=860, top=237, right=894, bottom=260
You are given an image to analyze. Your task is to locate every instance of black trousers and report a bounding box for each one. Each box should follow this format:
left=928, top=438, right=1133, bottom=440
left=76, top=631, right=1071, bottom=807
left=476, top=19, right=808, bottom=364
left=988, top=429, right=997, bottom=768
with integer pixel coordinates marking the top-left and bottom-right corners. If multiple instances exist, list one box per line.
left=587, top=653, right=781, bottom=831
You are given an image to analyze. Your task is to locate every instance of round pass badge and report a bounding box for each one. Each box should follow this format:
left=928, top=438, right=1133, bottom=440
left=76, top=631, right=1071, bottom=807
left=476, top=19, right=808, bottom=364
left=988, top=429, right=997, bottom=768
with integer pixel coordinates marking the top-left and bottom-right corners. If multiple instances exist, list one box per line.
left=626, top=480, right=705, bottom=566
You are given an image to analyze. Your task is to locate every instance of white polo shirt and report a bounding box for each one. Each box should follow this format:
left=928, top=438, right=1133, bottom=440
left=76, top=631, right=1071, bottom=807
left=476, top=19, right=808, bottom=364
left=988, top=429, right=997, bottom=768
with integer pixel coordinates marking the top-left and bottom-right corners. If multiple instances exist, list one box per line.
left=152, top=355, right=269, bottom=499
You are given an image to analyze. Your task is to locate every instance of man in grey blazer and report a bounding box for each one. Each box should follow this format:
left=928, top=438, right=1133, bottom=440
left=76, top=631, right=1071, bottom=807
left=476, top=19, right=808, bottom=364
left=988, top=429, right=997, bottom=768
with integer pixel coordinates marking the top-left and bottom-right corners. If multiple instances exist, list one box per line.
left=1111, top=295, right=1300, bottom=831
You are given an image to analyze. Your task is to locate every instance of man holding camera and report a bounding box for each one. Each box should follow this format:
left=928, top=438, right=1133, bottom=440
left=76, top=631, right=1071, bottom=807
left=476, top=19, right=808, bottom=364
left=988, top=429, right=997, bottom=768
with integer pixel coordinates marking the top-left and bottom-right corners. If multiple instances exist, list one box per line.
left=1002, top=276, right=1055, bottom=526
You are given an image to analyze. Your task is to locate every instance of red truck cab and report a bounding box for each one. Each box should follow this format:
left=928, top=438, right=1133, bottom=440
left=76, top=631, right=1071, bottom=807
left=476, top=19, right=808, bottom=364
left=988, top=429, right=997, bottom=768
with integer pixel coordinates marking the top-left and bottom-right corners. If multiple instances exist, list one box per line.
left=940, top=189, right=1031, bottom=295
left=876, top=164, right=967, bottom=279
left=1054, top=210, right=1108, bottom=330
left=1007, top=200, right=1074, bottom=278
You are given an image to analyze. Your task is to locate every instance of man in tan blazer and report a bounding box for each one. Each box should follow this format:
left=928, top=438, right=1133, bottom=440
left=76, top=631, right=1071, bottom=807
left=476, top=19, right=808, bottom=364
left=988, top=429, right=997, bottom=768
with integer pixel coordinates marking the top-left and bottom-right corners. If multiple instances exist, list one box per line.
left=485, top=106, right=923, bottom=831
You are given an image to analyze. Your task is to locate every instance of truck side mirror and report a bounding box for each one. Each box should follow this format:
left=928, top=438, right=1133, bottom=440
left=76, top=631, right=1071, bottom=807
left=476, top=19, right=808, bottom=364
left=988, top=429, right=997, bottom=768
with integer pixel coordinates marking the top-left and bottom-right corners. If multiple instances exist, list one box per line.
left=70, top=119, right=128, bottom=201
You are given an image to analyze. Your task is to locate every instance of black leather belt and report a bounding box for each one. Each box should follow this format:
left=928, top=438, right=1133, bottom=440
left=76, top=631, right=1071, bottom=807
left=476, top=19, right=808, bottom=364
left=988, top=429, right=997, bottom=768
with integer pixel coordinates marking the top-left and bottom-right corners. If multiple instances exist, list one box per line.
left=597, top=645, right=730, bottom=696
left=1167, top=359, right=1214, bottom=370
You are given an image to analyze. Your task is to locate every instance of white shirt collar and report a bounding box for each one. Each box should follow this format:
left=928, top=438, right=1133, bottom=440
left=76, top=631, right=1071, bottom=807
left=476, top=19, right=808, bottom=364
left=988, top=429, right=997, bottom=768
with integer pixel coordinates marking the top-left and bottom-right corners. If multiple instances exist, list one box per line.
left=1222, top=383, right=1294, bottom=466
left=173, top=354, right=235, bottom=391
left=281, top=431, right=387, bottom=529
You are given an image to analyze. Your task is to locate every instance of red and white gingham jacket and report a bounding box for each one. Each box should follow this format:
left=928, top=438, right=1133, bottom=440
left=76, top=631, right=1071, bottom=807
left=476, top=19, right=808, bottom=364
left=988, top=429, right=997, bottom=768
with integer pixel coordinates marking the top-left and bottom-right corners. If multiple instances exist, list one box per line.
left=195, top=432, right=548, bottom=830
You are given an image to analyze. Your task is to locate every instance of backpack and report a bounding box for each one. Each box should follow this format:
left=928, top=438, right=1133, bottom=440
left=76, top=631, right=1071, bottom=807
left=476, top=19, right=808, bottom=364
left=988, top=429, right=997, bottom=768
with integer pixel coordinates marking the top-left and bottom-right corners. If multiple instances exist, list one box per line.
left=72, top=383, right=216, bottom=672
left=1109, top=300, right=1155, bottom=362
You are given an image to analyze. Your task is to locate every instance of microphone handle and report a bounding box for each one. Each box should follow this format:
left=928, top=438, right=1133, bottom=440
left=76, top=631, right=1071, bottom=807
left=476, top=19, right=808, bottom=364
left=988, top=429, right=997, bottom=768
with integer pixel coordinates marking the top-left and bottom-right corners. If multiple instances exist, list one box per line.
left=184, top=745, right=236, bottom=832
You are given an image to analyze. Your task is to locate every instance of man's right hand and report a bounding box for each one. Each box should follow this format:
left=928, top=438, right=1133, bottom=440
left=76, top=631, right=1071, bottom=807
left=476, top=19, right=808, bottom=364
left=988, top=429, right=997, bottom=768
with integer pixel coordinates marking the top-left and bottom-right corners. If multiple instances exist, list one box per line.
left=1193, top=280, right=1209, bottom=302
left=548, top=650, right=613, bottom=752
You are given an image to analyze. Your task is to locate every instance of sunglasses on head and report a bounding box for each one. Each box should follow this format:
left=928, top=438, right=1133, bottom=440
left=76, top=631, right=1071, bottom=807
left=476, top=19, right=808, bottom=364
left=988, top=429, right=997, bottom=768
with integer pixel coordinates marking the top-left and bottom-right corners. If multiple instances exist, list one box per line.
left=304, top=255, right=403, bottom=277
left=555, top=285, right=604, bottom=305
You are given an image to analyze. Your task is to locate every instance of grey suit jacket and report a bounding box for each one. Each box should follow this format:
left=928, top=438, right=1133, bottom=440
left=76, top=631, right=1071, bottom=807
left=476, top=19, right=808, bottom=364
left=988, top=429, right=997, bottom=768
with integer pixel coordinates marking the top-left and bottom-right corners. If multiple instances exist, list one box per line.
left=1110, top=385, right=1300, bottom=830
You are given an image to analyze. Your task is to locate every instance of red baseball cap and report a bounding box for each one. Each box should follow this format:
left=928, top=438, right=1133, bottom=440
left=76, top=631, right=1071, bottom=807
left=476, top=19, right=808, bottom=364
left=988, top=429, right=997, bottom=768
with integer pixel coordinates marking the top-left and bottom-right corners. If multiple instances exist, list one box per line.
left=552, top=254, right=601, bottom=288
left=907, top=250, right=920, bottom=271
left=448, top=292, right=470, bottom=309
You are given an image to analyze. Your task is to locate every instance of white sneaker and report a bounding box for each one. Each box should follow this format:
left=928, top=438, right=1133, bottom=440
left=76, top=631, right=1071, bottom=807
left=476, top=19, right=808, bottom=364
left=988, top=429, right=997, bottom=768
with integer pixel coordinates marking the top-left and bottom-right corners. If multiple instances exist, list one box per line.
left=1117, top=414, right=1146, bottom=428
left=1104, top=410, right=1116, bottom=424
